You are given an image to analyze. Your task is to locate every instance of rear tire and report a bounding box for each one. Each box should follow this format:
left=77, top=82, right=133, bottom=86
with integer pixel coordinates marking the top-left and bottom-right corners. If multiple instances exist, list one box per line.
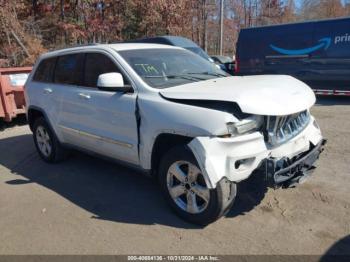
left=32, top=117, right=67, bottom=163
left=159, top=145, right=236, bottom=225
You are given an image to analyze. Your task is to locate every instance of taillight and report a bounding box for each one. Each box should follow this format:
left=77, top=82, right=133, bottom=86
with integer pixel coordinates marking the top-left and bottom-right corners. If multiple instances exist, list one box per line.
left=235, top=55, right=240, bottom=73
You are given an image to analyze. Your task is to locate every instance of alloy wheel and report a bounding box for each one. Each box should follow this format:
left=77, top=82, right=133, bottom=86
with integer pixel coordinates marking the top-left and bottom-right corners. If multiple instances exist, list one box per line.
left=35, top=125, right=52, bottom=157
left=166, top=161, right=210, bottom=214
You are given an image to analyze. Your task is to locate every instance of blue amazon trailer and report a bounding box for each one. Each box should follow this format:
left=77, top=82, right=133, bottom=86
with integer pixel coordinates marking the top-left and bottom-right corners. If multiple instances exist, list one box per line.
left=235, top=17, right=350, bottom=95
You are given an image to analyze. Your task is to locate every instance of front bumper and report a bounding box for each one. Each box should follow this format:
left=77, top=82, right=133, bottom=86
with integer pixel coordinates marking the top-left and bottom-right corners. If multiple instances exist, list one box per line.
left=265, top=139, right=327, bottom=188
left=188, top=116, right=324, bottom=188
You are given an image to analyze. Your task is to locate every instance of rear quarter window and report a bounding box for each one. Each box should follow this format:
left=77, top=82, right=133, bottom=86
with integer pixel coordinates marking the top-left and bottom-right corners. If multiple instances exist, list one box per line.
left=33, top=57, right=56, bottom=82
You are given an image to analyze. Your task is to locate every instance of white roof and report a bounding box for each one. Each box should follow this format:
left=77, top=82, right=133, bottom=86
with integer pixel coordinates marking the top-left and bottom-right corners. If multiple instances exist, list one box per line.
left=40, top=43, right=180, bottom=59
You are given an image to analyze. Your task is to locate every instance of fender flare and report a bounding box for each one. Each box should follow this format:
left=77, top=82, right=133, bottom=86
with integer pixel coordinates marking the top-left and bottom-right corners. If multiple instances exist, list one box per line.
left=27, top=105, right=56, bottom=134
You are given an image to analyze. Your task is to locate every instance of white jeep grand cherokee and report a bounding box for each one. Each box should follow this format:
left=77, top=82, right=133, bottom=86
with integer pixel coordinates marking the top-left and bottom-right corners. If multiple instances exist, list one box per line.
left=25, top=43, right=325, bottom=225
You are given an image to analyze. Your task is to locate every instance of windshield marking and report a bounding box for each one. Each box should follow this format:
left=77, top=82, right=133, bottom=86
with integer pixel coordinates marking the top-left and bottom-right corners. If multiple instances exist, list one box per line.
left=135, top=64, right=159, bottom=74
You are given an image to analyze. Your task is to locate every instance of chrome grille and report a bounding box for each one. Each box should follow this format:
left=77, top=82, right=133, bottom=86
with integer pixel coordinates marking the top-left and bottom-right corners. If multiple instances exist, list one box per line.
left=266, top=110, right=310, bottom=146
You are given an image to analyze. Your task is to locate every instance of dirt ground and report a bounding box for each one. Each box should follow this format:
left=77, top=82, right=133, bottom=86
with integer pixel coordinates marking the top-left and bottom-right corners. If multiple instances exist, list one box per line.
left=0, top=97, right=349, bottom=255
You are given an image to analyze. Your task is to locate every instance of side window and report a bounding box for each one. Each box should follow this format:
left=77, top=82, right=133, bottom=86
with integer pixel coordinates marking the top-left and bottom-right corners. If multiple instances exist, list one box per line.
left=84, top=53, right=122, bottom=87
left=54, top=53, right=84, bottom=85
left=33, top=57, right=56, bottom=82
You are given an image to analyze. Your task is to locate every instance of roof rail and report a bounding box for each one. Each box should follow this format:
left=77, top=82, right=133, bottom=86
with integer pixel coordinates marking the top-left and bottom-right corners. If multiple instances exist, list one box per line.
left=50, top=43, right=101, bottom=51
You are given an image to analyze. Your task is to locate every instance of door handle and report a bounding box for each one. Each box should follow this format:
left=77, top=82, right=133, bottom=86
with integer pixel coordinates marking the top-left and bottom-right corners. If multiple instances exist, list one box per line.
left=78, top=93, right=91, bottom=100
left=43, top=88, right=53, bottom=94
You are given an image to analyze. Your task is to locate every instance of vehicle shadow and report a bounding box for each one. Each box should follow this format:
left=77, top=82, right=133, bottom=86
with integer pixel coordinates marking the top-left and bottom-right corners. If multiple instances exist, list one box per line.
left=0, top=134, right=203, bottom=228
left=0, top=115, right=27, bottom=131
left=0, top=134, right=268, bottom=228
left=315, top=96, right=350, bottom=106
left=320, top=235, right=350, bottom=262
left=226, top=171, right=268, bottom=218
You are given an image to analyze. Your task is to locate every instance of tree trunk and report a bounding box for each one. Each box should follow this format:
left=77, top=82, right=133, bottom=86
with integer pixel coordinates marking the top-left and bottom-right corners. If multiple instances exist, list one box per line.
left=32, top=0, right=38, bottom=19
left=60, top=0, right=65, bottom=20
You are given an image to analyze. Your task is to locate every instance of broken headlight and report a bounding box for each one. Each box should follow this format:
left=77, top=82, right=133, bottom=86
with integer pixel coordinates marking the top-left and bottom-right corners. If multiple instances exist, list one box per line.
left=226, top=116, right=263, bottom=135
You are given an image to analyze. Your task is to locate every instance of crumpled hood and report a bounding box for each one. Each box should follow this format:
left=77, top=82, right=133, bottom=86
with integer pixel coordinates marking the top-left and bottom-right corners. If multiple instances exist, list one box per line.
left=160, top=75, right=316, bottom=116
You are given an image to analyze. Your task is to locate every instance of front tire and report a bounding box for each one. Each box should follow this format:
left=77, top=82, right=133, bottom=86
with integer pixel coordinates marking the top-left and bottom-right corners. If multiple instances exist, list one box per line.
left=32, top=117, right=66, bottom=163
left=159, top=145, right=236, bottom=225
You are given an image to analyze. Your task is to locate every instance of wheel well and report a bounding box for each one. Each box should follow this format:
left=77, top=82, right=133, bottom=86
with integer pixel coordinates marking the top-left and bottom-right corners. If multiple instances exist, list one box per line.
left=27, top=108, right=44, bottom=131
left=151, top=134, right=193, bottom=176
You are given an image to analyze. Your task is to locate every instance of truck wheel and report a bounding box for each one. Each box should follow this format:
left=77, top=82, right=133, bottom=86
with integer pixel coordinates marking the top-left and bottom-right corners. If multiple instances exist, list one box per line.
left=159, top=145, right=236, bottom=225
left=32, top=117, right=66, bottom=163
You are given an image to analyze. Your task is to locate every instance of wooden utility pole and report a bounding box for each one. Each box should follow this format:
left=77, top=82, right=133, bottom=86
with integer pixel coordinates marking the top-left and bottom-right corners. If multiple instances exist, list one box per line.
left=202, top=0, right=207, bottom=52
left=219, top=0, right=224, bottom=55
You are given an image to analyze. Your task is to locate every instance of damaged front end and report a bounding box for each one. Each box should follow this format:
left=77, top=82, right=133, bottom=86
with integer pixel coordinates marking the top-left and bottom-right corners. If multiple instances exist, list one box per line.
left=188, top=112, right=325, bottom=189
left=265, top=139, right=327, bottom=188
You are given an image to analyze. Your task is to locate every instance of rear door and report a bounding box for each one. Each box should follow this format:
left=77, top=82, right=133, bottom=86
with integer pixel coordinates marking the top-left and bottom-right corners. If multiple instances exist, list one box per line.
left=58, top=51, right=139, bottom=165
left=308, top=18, right=350, bottom=92
left=28, top=57, right=62, bottom=136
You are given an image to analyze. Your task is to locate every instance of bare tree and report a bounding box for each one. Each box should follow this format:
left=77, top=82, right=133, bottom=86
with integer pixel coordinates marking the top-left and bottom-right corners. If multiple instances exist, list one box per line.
left=0, top=0, right=349, bottom=66
left=300, top=0, right=345, bottom=20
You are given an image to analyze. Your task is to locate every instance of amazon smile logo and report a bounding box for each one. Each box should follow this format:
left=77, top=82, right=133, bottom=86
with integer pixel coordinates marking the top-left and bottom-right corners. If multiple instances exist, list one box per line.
left=270, top=37, right=331, bottom=55
left=270, top=34, right=350, bottom=55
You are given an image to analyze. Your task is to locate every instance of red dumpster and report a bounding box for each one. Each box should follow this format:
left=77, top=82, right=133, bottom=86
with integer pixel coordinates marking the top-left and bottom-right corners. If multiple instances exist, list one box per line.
left=0, top=67, right=32, bottom=122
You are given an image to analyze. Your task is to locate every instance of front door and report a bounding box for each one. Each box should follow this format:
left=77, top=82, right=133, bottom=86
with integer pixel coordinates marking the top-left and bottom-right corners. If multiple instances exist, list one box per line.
left=57, top=52, right=139, bottom=165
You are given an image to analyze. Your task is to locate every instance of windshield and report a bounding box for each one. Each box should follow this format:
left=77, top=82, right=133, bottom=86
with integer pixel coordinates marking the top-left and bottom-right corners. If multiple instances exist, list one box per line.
left=119, top=49, right=227, bottom=89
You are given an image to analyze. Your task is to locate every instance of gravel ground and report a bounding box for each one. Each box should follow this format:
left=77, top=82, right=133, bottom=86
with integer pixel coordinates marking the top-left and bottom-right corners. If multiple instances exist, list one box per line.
left=0, top=97, right=349, bottom=255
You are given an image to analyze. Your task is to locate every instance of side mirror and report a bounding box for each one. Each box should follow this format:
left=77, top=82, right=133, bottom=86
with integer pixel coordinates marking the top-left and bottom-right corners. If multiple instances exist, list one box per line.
left=97, top=73, right=133, bottom=93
